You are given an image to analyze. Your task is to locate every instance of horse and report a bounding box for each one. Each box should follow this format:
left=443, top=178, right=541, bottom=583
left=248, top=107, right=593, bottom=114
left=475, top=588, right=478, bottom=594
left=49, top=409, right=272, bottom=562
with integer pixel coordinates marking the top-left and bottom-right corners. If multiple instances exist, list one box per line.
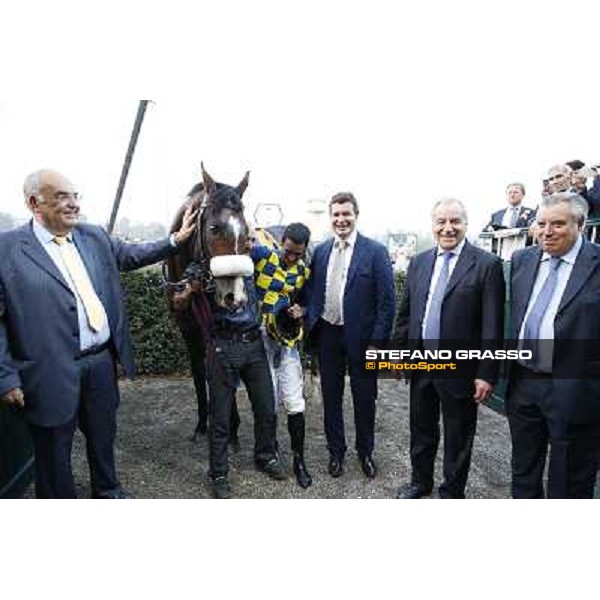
left=165, top=163, right=251, bottom=442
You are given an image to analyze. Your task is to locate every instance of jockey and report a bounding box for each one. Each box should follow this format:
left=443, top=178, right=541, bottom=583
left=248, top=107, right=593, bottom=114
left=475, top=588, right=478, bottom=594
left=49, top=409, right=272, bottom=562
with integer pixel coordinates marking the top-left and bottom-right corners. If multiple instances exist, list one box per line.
left=250, top=222, right=314, bottom=489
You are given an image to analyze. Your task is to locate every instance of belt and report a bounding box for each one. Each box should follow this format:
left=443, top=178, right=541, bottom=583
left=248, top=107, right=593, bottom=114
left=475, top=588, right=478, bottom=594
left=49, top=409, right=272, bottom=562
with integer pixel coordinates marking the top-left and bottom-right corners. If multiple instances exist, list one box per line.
left=76, top=341, right=112, bottom=359
left=215, top=328, right=260, bottom=343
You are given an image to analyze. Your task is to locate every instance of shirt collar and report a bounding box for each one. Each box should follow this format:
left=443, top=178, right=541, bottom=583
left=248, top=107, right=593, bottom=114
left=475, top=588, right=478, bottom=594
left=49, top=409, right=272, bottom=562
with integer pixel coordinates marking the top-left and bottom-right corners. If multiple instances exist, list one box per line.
left=32, top=219, right=73, bottom=244
left=436, top=238, right=466, bottom=258
left=334, top=228, right=358, bottom=248
left=541, top=234, right=582, bottom=266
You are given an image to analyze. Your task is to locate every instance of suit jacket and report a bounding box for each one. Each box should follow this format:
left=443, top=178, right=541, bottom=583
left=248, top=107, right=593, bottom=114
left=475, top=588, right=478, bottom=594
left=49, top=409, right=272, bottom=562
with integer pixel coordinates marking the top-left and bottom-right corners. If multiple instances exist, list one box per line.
left=508, top=240, right=600, bottom=424
left=394, top=240, right=505, bottom=397
left=306, top=233, right=395, bottom=361
left=485, top=205, right=536, bottom=230
left=0, top=221, right=177, bottom=427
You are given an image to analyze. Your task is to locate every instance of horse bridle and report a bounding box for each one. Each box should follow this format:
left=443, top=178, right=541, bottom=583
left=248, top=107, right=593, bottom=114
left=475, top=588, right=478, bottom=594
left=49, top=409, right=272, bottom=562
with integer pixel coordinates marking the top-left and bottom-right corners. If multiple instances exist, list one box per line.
left=162, top=193, right=216, bottom=294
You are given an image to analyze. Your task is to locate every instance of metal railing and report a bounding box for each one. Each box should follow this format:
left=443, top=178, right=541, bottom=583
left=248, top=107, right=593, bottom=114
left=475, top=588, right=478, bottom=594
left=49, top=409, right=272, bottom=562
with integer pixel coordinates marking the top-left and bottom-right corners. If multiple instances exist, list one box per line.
left=478, top=218, right=600, bottom=260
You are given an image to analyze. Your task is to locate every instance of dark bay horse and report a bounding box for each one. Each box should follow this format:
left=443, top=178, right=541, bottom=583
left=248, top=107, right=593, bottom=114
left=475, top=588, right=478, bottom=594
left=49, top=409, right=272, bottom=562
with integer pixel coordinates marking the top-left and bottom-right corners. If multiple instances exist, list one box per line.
left=166, top=164, right=251, bottom=441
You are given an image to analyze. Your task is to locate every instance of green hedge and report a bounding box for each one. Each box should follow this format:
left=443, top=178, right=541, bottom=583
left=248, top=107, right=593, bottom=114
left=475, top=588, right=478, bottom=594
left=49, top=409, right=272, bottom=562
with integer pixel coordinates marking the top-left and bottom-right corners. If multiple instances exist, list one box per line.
left=121, top=267, right=408, bottom=376
left=120, top=269, right=190, bottom=375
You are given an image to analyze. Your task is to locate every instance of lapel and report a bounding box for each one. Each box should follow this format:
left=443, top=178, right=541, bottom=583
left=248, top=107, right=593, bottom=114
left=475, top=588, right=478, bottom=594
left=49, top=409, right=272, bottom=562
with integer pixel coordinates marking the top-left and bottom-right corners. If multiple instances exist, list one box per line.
left=19, top=221, right=71, bottom=292
left=513, top=246, right=542, bottom=330
left=345, top=233, right=365, bottom=290
left=72, top=226, right=102, bottom=292
left=416, top=248, right=437, bottom=323
left=319, top=238, right=334, bottom=288
left=444, top=241, right=476, bottom=299
left=557, top=239, right=600, bottom=314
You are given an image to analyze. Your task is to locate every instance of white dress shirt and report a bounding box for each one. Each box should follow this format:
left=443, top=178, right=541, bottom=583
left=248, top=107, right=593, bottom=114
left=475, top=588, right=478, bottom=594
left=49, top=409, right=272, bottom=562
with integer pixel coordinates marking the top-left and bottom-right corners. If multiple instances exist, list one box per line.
left=33, top=220, right=110, bottom=350
left=421, top=239, right=466, bottom=339
left=323, top=229, right=358, bottom=325
left=501, top=205, right=521, bottom=228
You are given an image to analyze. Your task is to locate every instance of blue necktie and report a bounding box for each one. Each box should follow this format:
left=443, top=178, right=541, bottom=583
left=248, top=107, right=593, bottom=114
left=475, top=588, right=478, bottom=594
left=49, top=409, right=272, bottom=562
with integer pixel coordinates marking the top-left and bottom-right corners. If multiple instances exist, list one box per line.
left=423, top=251, right=453, bottom=347
left=523, top=257, right=562, bottom=341
left=522, top=257, right=562, bottom=369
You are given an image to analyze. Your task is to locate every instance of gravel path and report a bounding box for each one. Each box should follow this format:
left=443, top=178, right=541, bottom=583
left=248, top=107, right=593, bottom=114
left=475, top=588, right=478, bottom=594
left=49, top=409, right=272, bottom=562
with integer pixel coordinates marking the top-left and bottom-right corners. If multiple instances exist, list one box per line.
left=25, top=376, right=513, bottom=499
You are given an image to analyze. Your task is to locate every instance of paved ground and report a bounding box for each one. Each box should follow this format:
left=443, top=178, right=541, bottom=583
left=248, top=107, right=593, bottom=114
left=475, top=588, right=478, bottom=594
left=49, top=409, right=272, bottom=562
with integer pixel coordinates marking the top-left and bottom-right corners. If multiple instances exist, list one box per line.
left=24, top=375, right=513, bottom=499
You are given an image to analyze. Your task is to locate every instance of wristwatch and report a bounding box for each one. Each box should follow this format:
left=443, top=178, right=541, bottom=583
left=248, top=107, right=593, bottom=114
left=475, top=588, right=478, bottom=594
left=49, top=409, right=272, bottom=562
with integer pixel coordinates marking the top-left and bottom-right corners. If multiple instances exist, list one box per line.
left=169, top=233, right=178, bottom=247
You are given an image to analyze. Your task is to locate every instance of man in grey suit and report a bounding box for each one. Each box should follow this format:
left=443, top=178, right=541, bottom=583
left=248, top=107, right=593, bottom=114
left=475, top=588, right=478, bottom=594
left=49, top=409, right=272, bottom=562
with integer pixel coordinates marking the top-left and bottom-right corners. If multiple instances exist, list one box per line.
left=0, top=169, right=196, bottom=498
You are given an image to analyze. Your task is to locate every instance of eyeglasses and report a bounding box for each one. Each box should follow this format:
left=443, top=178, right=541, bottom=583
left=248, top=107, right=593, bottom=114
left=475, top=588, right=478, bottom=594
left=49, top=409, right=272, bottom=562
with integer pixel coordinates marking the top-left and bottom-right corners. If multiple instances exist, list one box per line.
left=54, top=192, right=81, bottom=203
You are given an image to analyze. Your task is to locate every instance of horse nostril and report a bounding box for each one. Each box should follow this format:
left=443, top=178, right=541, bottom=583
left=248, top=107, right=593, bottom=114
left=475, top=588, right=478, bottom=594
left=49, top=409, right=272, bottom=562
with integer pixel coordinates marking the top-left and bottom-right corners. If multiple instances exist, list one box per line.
left=224, top=293, right=234, bottom=305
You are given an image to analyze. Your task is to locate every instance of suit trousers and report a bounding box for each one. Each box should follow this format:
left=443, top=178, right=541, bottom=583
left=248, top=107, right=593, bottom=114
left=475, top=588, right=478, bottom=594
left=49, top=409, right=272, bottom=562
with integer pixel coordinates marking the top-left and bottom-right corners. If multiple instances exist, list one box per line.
left=207, top=336, right=278, bottom=478
left=316, top=320, right=377, bottom=460
left=507, top=372, right=600, bottom=499
left=28, top=348, right=120, bottom=499
left=409, top=378, right=477, bottom=499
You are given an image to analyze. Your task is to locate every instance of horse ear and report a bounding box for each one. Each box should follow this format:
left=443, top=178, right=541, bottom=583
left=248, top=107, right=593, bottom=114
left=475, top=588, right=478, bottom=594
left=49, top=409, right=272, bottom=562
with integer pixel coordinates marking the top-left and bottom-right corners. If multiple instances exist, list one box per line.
left=201, top=162, right=217, bottom=194
left=236, top=171, right=250, bottom=198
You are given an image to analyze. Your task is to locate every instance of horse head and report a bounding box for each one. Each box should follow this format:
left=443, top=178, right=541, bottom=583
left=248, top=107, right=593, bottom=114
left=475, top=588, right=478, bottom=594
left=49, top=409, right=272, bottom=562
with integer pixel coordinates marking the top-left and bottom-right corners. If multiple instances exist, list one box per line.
left=171, top=164, right=249, bottom=310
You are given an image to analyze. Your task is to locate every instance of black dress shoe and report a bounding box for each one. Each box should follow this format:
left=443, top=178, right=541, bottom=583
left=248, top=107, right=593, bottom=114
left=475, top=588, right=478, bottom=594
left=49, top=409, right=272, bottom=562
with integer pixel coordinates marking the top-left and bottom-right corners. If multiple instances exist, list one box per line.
left=359, top=454, right=378, bottom=479
left=396, top=484, right=430, bottom=499
left=328, top=455, right=344, bottom=478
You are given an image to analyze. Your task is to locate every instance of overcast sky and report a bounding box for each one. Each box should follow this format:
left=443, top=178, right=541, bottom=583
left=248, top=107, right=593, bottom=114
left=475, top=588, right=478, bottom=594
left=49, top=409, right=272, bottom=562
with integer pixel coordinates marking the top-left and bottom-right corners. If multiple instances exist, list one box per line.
left=2, top=1, right=599, bottom=241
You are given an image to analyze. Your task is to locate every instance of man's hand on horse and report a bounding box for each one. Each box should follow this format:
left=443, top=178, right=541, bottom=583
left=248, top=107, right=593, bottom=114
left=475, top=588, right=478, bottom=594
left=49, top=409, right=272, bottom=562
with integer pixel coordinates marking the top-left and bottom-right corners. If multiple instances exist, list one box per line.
left=1, top=387, right=25, bottom=409
left=174, top=205, right=199, bottom=245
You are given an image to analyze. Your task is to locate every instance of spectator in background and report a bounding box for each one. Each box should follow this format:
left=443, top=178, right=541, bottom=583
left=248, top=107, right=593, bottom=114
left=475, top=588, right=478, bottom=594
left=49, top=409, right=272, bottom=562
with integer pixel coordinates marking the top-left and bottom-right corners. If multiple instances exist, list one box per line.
left=566, top=159, right=600, bottom=219
left=547, top=164, right=573, bottom=194
left=485, top=182, right=536, bottom=231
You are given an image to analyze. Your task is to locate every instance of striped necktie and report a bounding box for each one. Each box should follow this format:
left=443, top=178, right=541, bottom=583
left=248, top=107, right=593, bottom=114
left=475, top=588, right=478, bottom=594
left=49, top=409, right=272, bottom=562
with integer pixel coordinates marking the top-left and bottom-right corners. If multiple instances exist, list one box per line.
left=53, top=236, right=106, bottom=332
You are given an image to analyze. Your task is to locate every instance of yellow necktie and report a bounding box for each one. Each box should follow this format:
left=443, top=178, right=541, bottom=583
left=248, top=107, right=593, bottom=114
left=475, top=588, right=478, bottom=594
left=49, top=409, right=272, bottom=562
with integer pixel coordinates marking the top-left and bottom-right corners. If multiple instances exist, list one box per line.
left=53, top=236, right=106, bottom=332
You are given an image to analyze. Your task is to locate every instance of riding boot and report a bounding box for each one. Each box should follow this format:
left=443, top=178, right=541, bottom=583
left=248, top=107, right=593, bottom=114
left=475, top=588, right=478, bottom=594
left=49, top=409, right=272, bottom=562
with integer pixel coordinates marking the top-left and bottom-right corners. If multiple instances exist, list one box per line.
left=288, top=412, right=312, bottom=489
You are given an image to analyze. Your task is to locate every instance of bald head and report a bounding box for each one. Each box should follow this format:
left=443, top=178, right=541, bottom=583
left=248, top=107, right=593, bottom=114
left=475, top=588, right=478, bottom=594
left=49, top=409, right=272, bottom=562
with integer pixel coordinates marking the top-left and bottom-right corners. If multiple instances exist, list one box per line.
left=547, top=164, right=572, bottom=194
left=23, top=169, right=80, bottom=235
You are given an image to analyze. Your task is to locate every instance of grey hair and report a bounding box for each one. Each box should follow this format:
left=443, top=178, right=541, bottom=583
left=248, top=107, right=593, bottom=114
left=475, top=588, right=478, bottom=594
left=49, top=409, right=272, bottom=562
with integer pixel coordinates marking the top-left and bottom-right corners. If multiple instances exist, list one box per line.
left=23, top=171, right=43, bottom=202
left=547, top=163, right=572, bottom=177
left=540, top=192, right=588, bottom=226
left=431, top=197, right=468, bottom=223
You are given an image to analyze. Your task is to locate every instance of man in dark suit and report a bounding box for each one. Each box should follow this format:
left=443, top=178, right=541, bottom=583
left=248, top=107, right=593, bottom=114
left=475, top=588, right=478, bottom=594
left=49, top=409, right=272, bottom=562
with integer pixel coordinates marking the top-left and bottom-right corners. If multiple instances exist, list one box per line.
left=395, top=198, right=505, bottom=499
left=306, top=192, right=395, bottom=478
left=485, top=182, right=536, bottom=231
left=0, top=169, right=196, bottom=499
left=507, top=191, right=600, bottom=498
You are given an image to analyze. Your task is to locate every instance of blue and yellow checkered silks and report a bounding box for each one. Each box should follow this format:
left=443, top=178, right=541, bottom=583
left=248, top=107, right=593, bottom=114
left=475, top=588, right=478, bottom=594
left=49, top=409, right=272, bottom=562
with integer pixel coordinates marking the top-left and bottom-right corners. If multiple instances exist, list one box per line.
left=250, top=243, right=310, bottom=348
